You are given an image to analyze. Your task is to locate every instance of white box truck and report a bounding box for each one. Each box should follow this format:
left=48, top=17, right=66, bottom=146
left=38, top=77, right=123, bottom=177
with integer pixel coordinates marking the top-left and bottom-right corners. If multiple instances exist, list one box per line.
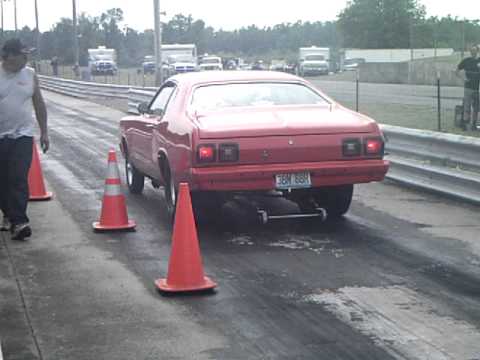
left=88, top=46, right=117, bottom=75
left=298, top=47, right=330, bottom=76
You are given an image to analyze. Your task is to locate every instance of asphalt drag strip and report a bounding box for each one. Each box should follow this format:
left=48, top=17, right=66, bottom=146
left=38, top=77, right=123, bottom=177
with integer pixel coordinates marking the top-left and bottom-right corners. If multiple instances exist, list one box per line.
left=1, top=91, right=480, bottom=359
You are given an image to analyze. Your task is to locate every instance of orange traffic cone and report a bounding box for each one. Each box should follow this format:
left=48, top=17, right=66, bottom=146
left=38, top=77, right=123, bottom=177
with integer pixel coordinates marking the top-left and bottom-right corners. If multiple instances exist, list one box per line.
left=92, top=150, right=136, bottom=231
left=155, top=183, right=217, bottom=293
left=28, top=140, right=53, bottom=201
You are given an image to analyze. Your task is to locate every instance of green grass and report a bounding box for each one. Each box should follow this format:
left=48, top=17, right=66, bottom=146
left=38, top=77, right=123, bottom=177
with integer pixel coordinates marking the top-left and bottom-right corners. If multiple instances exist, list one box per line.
left=341, top=100, right=480, bottom=137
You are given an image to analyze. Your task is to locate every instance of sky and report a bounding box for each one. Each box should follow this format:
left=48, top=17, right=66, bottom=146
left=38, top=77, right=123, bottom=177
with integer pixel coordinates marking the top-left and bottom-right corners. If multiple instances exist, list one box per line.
left=1, top=0, right=479, bottom=32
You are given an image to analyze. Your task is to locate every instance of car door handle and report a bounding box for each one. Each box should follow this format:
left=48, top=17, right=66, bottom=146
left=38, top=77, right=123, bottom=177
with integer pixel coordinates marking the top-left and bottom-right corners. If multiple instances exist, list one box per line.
left=145, top=124, right=155, bottom=129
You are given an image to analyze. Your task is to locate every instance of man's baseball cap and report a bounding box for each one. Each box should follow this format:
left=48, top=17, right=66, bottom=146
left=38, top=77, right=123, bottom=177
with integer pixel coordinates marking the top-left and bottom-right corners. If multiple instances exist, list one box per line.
left=2, top=38, right=32, bottom=57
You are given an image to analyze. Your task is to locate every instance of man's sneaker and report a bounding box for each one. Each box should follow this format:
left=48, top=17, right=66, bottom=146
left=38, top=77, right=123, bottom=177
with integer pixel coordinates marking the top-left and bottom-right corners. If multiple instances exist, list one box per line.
left=1, top=217, right=11, bottom=231
left=11, top=223, right=32, bottom=241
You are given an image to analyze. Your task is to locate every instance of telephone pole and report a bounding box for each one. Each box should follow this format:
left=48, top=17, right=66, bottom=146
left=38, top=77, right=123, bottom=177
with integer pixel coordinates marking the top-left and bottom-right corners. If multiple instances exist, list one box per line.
left=153, top=0, right=163, bottom=86
left=14, top=0, right=18, bottom=32
left=72, top=0, right=79, bottom=67
left=1, top=0, right=4, bottom=37
left=35, top=0, right=41, bottom=59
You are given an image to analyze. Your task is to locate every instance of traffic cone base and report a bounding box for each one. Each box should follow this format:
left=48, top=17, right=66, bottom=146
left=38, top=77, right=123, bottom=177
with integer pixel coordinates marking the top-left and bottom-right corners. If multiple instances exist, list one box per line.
left=92, top=219, right=136, bottom=231
left=155, top=276, right=216, bottom=293
left=30, top=192, right=53, bottom=201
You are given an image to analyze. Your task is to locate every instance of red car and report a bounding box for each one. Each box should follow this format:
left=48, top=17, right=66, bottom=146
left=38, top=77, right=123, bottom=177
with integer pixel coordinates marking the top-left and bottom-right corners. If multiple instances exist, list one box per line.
left=119, top=71, right=389, bottom=220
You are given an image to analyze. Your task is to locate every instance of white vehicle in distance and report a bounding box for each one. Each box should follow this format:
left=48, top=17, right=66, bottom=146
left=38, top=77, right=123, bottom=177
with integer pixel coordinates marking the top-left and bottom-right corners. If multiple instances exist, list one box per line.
left=199, top=56, right=223, bottom=71
left=343, top=58, right=366, bottom=71
left=298, top=46, right=330, bottom=76
left=162, top=44, right=198, bottom=74
left=88, top=46, right=117, bottom=75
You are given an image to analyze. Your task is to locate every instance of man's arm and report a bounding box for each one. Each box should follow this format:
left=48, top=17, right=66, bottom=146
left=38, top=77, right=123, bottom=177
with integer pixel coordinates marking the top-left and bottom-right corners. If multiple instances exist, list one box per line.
left=32, top=74, right=49, bottom=153
left=456, top=59, right=465, bottom=79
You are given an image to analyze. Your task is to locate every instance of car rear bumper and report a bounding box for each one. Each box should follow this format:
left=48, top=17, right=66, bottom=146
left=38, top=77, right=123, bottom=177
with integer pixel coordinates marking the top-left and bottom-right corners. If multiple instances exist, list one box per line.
left=190, top=159, right=389, bottom=191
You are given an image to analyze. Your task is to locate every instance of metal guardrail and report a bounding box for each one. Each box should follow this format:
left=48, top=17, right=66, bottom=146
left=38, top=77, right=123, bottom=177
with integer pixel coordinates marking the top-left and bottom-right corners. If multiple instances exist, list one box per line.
left=39, top=75, right=133, bottom=99
left=39, top=75, right=157, bottom=114
left=382, top=125, right=480, bottom=205
left=127, top=88, right=157, bottom=114
left=39, top=76, right=480, bottom=206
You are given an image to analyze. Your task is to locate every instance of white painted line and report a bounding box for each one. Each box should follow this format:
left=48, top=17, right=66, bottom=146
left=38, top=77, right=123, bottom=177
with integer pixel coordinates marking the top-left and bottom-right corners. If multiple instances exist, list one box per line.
left=303, top=286, right=480, bottom=360
left=0, top=339, right=4, bottom=360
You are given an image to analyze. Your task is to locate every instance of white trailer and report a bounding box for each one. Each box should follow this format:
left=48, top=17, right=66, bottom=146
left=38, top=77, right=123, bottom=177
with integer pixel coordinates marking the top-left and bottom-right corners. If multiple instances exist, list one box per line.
left=344, top=48, right=455, bottom=63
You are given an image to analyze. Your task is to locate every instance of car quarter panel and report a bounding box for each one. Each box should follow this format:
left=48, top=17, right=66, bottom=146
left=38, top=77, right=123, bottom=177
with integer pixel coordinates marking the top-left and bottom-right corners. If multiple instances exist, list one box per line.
left=152, top=83, right=195, bottom=185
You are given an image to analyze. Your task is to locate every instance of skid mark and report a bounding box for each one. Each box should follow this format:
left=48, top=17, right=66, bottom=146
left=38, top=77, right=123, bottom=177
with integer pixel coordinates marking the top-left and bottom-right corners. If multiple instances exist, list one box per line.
left=304, top=285, right=480, bottom=360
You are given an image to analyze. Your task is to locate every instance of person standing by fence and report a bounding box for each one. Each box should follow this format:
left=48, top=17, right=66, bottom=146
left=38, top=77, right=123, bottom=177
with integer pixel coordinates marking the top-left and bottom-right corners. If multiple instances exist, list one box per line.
left=456, top=45, right=480, bottom=131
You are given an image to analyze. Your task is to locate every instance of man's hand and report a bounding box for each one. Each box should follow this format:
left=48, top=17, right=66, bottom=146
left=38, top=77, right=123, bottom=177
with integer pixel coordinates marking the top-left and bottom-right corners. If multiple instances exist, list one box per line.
left=40, top=133, right=49, bottom=153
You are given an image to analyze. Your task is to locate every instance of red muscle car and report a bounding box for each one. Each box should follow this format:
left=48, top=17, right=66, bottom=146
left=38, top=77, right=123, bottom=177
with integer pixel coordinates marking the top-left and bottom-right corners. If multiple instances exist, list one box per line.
left=119, top=71, right=389, bottom=220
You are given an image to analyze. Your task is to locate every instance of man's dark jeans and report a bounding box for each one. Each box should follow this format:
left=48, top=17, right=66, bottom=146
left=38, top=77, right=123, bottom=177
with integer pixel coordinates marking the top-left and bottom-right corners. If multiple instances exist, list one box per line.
left=0, top=136, right=33, bottom=225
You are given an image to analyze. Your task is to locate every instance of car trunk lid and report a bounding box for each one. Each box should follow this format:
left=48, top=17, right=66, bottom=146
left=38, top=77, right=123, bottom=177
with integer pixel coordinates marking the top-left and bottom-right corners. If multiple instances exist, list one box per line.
left=196, top=106, right=375, bottom=139
left=194, top=106, right=377, bottom=165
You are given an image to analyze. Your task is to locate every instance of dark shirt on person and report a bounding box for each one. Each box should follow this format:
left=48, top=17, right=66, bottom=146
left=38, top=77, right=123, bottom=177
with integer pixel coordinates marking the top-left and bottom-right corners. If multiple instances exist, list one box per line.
left=458, top=57, right=480, bottom=90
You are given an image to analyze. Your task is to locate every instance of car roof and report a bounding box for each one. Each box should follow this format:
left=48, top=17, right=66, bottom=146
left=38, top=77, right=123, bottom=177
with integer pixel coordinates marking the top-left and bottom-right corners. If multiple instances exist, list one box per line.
left=168, top=70, right=304, bottom=87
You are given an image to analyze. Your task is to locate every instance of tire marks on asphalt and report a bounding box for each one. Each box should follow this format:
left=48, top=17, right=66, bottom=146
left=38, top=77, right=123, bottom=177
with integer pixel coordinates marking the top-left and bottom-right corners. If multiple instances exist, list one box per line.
left=304, top=285, right=480, bottom=360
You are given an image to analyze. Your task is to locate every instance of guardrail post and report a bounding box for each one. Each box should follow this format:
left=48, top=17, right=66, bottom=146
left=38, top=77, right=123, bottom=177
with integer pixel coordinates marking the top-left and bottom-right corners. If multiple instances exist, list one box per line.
left=437, top=71, right=441, bottom=132
left=355, top=69, right=360, bottom=112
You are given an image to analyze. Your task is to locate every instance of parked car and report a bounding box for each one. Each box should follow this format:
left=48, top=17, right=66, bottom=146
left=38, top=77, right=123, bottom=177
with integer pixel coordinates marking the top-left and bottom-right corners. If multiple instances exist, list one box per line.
left=251, top=60, right=267, bottom=71
left=199, top=56, right=223, bottom=71
left=343, top=58, right=366, bottom=71
left=142, top=55, right=155, bottom=74
left=119, top=71, right=389, bottom=220
left=269, top=59, right=287, bottom=72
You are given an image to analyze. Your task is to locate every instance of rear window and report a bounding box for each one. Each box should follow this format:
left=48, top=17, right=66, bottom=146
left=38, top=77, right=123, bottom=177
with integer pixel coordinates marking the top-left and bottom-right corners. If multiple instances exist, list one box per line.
left=191, top=82, right=328, bottom=111
left=305, top=55, right=325, bottom=61
left=202, top=58, right=221, bottom=64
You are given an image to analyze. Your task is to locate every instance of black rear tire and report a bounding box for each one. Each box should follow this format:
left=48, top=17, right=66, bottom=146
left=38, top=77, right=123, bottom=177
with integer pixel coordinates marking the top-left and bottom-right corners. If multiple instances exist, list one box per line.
left=191, top=192, right=224, bottom=224
left=313, top=185, right=354, bottom=219
left=125, top=156, right=145, bottom=194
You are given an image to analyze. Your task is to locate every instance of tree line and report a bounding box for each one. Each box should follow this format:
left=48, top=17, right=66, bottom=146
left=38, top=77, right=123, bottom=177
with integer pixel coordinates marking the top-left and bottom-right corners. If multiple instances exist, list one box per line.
left=1, top=0, right=480, bottom=67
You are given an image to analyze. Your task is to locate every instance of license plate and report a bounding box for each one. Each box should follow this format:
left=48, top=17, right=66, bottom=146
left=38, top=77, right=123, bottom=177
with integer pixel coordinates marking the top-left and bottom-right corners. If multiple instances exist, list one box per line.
left=275, top=172, right=311, bottom=189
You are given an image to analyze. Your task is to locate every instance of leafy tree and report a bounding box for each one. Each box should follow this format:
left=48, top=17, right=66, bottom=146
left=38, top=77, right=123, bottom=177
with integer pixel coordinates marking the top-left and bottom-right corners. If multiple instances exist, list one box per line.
left=338, top=0, right=426, bottom=48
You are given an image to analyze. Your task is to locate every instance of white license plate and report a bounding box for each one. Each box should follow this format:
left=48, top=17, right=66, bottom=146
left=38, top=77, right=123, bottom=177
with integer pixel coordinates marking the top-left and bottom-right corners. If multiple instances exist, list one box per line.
left=275, top=172, right=311, bottom=189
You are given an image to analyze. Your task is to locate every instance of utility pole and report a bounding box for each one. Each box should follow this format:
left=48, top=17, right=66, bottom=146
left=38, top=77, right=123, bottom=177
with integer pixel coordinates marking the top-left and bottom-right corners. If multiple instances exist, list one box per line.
left=153, top=0, right=163, bottom=86
left=1, top=0, right=4, bottom=37
left=14, top=0, right=18, bottom=33
left=72, top=0, right=79, bottom=68
left=34, top=0, right=41, bottom=60
left=409, top=17, right=414, bottom=61
left=461, top=20, right=465, bottom=59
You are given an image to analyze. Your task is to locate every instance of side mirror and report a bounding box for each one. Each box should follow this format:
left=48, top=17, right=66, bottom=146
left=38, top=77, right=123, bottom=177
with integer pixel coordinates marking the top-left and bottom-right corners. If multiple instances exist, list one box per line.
left=137, top=102, right=150, bottom=115
left=151, top=108, right=164, bottom=117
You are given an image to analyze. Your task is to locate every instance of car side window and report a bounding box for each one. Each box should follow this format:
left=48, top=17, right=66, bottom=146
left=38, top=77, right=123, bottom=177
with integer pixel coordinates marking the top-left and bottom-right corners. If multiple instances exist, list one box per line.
left=149, top=82, right=176, bottom=116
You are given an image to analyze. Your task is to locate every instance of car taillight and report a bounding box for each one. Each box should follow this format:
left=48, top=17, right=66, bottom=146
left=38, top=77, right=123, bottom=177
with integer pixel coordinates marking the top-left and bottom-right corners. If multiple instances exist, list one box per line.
left=364, top=137, right=384, bottom=156
left=197, top=144, right=216, bottom=163
left=219, top=143, right=239, bottom=162
left=342, top=138, right=361, bottom=156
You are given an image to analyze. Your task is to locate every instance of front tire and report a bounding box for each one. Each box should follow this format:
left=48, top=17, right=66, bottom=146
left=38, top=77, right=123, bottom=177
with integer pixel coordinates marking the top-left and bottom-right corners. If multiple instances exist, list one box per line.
left=125, top=156, right=145, bottom=194
left=164, top=165, right=177, bottom=220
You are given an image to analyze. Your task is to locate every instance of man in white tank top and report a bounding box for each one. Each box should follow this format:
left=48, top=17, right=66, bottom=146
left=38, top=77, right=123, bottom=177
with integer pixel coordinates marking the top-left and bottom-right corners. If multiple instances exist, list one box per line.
left=0, top=39, right=49, bottom=240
